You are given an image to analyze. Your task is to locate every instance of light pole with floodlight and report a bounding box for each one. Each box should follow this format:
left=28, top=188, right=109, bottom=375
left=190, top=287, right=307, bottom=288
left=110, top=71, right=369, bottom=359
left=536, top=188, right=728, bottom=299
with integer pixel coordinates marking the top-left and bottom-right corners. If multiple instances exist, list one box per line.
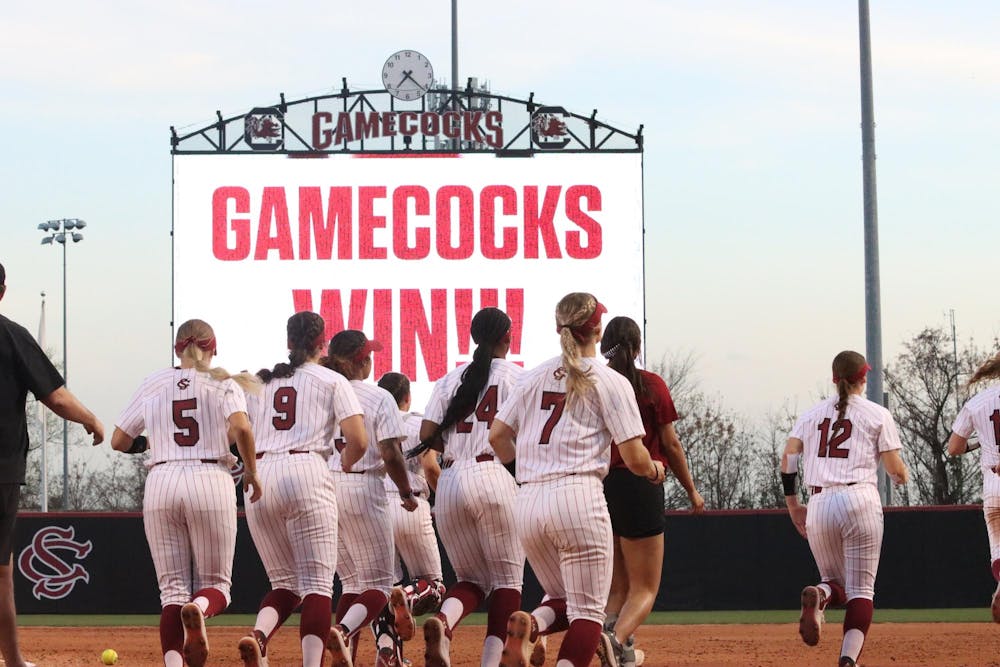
left=38, top=218, right=86, bottom=511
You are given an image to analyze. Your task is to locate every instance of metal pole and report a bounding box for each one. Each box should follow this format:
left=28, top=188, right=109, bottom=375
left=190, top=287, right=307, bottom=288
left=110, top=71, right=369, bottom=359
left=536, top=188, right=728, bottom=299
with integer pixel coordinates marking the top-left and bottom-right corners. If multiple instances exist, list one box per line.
left=62, top=225, right=69, bottom=511
left=858, top=0, right=888, bottom=504
left=451, top=0, right=459, bottom=150
left=39, top=292, right=48, bottom=513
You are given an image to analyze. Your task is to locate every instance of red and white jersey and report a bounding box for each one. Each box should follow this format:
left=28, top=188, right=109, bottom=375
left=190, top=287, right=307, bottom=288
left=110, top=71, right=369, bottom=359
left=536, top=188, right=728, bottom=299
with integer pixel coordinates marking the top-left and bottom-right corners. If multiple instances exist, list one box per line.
left=116, top=367, right=246, bottom=468
left=790, top=394, right=903, bottom=488
left=384, top=411, right=430, bottom=496
left=329, top=380, right=407, bottom=473
left=952, top=385, right=1000, bottom=499
left=248, top=362, right=363, bottom=456
left=494, top=355, right=645, bottom=484
left=423, top=358, right=523, bottom=463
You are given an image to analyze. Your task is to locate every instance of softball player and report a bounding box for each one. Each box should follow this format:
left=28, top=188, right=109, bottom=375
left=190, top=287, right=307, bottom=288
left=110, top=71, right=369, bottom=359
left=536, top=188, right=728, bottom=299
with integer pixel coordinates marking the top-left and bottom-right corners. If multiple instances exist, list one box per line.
left=377, top=372, right=445, bottom=614
left=947, top=350, right=1000, bottom=622
left=781, top=350, right=908, bottom=667
left=110, top=319, right=263, bottom=667
left=488, top=293, right=665, bottom=667
left=237, top=312, right=367, bottom=667
left=599, top=316, right=704, bottom=667
left=414, top=307, right=524, bottom=667
left=324, top=330, right=417, bottom=667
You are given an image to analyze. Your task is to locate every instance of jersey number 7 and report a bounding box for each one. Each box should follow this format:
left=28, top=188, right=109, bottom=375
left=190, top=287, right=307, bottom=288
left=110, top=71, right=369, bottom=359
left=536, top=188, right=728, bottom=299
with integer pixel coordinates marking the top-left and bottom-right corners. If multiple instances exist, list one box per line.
left=539, top=391, right=566, bottom=445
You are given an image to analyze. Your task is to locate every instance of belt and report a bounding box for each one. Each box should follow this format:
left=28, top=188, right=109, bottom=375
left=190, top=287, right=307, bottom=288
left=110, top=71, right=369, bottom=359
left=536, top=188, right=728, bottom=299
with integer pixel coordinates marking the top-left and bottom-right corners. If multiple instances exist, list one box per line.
left=255, top=449, right=311, bottom=459
left=810, top=483, right=857, bottom=494
left=153, top=458, right=219, bottom=467
left=441, top=454, right=494, bottom=469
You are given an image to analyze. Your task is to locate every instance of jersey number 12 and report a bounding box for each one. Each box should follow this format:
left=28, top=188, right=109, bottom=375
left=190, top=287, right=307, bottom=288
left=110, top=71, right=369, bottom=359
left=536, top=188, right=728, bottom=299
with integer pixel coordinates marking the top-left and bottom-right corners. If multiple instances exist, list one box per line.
left=817, top=418, right=852, bottom=459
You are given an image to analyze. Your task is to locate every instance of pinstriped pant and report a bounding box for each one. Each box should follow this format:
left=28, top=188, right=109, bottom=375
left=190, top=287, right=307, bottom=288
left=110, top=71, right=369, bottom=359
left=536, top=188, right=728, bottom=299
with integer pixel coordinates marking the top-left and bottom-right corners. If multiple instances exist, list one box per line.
left=143, top=462, right=237, bottom=607
left=435, top=461, right=524, bottom=593
left=806, top=483, right=883, bottom=601
left=245, top=452, right=338, bottom=597
left=982, top=497, right=1000, bottom=562
left=332, top=470, right=394, bottom=595
left=516, top=474, right=612, bottom=625
left=387, top=490, right=442, bottom=582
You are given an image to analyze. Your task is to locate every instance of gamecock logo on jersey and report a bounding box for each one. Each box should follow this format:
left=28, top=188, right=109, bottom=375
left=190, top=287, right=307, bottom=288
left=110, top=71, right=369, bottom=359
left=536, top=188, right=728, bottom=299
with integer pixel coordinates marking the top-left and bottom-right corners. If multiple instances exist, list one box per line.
left=531, top=106, right=571, bottom=149
left=244, top=106, right=284, bottom=151
left=18, top=526, right=93, bottom=600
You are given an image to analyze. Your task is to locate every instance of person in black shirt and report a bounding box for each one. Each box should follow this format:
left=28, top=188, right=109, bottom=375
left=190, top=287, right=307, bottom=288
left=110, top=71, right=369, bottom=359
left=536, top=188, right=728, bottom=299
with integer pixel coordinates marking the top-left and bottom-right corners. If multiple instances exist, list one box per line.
left=0, top=261, right=104, bottom=667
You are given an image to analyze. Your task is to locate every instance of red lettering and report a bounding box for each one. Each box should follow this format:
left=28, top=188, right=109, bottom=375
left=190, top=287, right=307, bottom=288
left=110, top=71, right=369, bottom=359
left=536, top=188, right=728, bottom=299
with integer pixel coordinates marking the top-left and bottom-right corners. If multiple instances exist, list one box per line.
left=485, top=111, right=503, bottom=148
left=564, top=185, right=603, bottom=259
left=333, top=112, right=353, bottom=144
left=462, top=111, right=486, bottom=143
left=374, top=289, right=393, bottom=378
left=480, top=185, right=518, bottom=260
left=298, top=187, right=353, bottom=260
left=399, top=289, right=447, bottom=381
left=398, top=112, right=419, bottom=136
left=312, top=112, right=333, bottom=149
left=435, top=186, right=475, bottom=260
left=442, top=112, right=461, bottom=139
left=358, top=186, right=388, bottom=260
left=523, top=186, right=563, bottom=259
left=392, top=186, right=431, bottom=260
left=355, top=112, right=381, bottom=140
left=454, top=289, right=473, bottom=356
left=291, top=289, right=367, bottom=340
left=380, top=112, right=397, bottom=137
left=212, top=187, right=251, bottom=261
left=420, top=112, right=440, bottom=136
left=253, top=187, right=294, bottom=260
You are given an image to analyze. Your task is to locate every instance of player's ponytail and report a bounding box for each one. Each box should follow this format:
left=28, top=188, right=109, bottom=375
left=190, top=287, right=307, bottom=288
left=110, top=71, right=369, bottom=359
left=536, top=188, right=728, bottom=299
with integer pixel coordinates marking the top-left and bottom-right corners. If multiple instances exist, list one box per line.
left=967, top=351, right=1000, bottom=387
left=175, top=319, right=261, bottom=394
left=556, top=293, right=604, bottom=404
left=601, top=316, right=645, bottom=398
left=407, top=308, right=511, bottom=458
left=831, top=350, right=869, bottom=421
left=258, top=311, right=326, bottom=384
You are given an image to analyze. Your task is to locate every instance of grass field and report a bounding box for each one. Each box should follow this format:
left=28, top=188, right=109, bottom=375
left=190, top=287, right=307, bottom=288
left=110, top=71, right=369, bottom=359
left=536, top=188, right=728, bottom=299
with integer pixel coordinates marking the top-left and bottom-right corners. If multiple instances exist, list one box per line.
left=17, top=608, right=993, bottom=626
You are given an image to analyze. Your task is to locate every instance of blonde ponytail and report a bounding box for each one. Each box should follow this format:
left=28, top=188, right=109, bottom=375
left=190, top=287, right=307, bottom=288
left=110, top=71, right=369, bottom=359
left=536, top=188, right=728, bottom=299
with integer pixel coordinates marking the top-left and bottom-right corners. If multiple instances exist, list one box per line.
left=968, top=351, right=1000, bottom=388
left=555, top=293, right=603, bottom=403
left=176, top=318, right=261, bottom=395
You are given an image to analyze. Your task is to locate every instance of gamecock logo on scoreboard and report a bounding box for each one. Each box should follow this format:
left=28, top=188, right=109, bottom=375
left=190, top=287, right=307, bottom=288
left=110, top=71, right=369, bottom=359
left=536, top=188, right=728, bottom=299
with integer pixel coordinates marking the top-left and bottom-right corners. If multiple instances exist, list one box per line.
left=18, top=525, right=93, bottom=600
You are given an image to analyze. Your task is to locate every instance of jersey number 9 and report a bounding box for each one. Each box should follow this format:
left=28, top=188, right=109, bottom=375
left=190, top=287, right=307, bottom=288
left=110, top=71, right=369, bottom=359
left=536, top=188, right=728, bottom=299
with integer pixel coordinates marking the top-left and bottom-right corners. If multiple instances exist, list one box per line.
left=272, top=386, right=298, bottom=431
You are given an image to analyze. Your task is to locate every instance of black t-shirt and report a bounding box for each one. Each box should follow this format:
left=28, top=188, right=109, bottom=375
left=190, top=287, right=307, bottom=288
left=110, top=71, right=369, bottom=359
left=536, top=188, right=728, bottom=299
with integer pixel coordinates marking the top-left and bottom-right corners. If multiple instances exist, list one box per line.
left=0, top=314, right=64, bottom=484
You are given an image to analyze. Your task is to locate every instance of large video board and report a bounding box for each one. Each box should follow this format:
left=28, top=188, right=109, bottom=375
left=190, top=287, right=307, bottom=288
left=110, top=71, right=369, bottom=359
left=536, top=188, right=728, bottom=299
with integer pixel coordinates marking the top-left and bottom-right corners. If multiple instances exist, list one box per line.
left=173, top=152, right=643, bottom=407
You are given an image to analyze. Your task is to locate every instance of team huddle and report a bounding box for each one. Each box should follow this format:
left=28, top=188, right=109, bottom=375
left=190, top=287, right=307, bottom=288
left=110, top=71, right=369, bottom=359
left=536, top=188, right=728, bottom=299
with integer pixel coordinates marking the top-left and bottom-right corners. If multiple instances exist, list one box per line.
left=97, top=290, right=1000, bottom=667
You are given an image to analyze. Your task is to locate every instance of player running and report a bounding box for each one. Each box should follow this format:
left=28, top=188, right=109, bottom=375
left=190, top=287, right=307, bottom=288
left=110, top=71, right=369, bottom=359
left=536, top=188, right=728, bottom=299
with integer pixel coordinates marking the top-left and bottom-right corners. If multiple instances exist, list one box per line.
left=110, top=319, right=263, bottom=667
left=782, top=350, right=908, bottom=667
left=238, top=311, right=367, bottom=667
left=489, top=293, right=665, bottom=667
left=948, top=350, right=1000, bottom=622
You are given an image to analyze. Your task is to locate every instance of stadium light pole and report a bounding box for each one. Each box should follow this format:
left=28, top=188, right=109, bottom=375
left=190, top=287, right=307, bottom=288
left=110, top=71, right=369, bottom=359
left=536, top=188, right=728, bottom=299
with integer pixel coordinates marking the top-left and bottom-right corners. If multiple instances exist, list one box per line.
left=38, top=218, right=87, bottom=511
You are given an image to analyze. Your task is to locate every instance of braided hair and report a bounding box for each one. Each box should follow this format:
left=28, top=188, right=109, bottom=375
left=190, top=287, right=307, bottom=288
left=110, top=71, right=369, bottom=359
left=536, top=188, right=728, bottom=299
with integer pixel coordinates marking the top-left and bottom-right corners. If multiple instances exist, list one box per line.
left=258, top=311, right=326, bottom=383
left=601, top=316, right=646, bottom=398
left=831, top=350, right=869, bottom=421
left=555, top=293, right=602, bottom=404
left=175, top=319, right=261, bottom=394
left=407, top=307, right=511, bottom=458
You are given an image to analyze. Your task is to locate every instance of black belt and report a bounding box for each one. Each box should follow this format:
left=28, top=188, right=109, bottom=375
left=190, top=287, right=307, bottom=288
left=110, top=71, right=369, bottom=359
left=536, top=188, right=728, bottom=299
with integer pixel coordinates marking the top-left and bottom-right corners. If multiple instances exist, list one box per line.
left=441, top=454, right=495, bottom=469
left=810, top=483, right=857, bottom=494
left=255, top=449, right=310, bottom=459
left=153, top=458, right=218, bottom=467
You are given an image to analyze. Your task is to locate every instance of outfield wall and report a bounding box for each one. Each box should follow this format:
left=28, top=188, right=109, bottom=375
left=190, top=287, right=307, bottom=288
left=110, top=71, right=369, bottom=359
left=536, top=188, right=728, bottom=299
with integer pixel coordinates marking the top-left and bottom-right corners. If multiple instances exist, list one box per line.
left=11, top=506, right=991, bottom=614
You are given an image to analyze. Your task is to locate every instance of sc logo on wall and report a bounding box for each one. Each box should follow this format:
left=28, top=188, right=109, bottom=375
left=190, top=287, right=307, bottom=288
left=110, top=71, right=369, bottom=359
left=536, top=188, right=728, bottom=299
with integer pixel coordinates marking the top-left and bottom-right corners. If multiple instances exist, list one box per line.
left=18, top=525, right=93, bottom=600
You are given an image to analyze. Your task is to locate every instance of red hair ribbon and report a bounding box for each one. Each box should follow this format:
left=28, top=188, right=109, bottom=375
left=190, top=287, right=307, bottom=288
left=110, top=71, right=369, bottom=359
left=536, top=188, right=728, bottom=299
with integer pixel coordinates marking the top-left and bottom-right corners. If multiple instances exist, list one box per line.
left=833, top=363, right=871, bottom=384
left=174, top=336, right=217, bottom=357
left=557, top=301, right=608, bottom=343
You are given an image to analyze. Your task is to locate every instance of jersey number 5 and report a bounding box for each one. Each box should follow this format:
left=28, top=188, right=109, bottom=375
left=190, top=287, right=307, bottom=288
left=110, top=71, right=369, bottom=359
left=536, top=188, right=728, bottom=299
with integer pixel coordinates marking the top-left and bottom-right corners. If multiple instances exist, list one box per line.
left=272, top=386, right=297, bottom=431
left=172, top=398, right=200, bottom=446
left=817, top=418, right=852, bottom=458
left=456, top=385, right=499, bottom=433
left=539, top=391, right=566, bottom=445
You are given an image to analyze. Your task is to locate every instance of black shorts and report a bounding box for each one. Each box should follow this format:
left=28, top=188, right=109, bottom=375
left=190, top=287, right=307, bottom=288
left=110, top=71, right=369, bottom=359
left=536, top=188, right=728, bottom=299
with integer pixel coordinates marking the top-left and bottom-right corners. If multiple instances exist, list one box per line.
left=0, top=483, right=20, bottom=563
left=604, top=467, right=665, bottom=538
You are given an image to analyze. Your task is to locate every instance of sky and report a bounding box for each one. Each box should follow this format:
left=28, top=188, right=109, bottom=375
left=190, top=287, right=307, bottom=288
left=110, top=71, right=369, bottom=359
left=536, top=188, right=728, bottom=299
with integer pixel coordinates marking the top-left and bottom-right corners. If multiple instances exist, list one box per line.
left=1, top=1, right=998, bottom=471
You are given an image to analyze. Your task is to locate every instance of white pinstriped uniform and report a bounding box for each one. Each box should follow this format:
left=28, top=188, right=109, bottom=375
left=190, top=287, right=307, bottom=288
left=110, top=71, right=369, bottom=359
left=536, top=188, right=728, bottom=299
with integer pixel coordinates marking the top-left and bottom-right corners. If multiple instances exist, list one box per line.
left=423, top=358, right=524, bottom=593
left=791, top=395, right=902, bottom=600
left=329, top=380, right=406, bottom=595
left=384, top=411, right=442, bottom=582
left=245, top=363, right=363, bottom=597
left=952, top=385, right=1000, bottom=560
left=493, top=355, right=644, bottom=624
left=116, top=367, right=245, bottom=607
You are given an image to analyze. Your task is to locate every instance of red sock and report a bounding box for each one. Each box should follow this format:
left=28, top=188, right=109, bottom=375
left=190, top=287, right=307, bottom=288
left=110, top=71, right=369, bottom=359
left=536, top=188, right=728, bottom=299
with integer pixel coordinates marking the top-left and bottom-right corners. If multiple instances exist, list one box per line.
left=441, top=581, right=487, bottom=633
left=992, top=559, right=1000, bottom=582
left=824, top=581, right=847, bottom=608
left=348, top=589, right=389, bottom=634
left=159, top=604, right=184, bottom=655
left=556, top=618, right=602, bottom=667
left=259, top=589, right=301, bottom=640
left=192, top=587, right=228, bottom=618
left=486, top=588, right=521, bottom=640
left=843, top=598, right=874, bottom=634
left=537, top=598, right=569, bottom=635
left=335, top=592, right=359, bottom=624
left=300, top=594, right=331, bottom=643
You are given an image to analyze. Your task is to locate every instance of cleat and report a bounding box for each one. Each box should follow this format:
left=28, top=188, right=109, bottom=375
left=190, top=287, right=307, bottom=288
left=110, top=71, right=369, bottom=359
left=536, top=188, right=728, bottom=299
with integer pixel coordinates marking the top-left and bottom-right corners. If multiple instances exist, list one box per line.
left=423, top=616, right=451, bottom=667
left=181, top=602, right=209, bottom=667
left=596, top=630, right=620, bottom=667
left=500, top=611, right=533, bottom=667
left=410, top=579, right=445, bottom=617
left=376, top=646, right=400, bottom=667
left=633, top=647, right=645, bottom=666
left=798, top=585, right=824, bottom=646
left=327, top=624, right=354, bottom=667
left=530, top=634, right=547, bottom=667
left=838, top=658, right=857, bottom=667
left=238, top=632, right=269, bottom=667
left=390, top=586, right=415, bottom=640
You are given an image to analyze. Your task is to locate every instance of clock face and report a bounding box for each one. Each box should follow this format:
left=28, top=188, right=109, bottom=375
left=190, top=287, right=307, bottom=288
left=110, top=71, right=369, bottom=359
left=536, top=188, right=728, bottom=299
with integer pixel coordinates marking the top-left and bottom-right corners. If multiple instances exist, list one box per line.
left=382, top=50, right=434, bottom=101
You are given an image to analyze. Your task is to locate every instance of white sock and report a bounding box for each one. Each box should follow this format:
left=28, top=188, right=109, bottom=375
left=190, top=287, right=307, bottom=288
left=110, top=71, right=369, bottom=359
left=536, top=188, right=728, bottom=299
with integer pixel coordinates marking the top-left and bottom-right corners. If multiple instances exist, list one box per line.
left=164, top=649, right=184, bottom=667
left=816, top=583, right=832, bottom=605
left=534, top=606, right=557, bottom=634
left=440, top=597, right=465, bottom=630
left=302, top=634, right=325, bottom=667
left=841, top=628, right=865, bottom=662
left=377, top=629, right=396, bottom=651
left=192, top=596, right=210, bottom=615
left=340, top=602, right=369, bottom=635
left=254, top=606, right=280, bottom=637
left=481, top=635, right=503, bottom=667
left=556, top=660, right=574, bottom=667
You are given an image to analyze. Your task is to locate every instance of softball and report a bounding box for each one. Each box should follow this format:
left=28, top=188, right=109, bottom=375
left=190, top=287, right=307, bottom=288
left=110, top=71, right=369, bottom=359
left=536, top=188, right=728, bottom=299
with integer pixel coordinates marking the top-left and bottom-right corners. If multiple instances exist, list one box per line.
left=101, top=648, right=118, bottom=665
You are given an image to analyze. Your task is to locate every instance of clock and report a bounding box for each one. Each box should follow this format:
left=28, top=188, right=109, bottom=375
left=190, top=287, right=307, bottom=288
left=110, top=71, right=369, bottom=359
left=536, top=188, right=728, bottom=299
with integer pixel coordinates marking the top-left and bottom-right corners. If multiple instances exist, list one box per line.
left=382, top=50, right=434, bottom=101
